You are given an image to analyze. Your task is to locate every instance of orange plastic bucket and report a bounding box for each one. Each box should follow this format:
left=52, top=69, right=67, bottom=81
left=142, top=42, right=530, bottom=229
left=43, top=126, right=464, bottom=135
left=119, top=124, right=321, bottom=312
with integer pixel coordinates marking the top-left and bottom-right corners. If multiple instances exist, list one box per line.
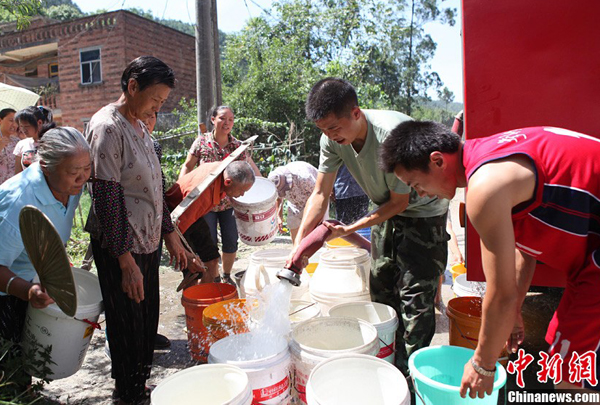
left=203, top=298, right=250, bottom=342
left=446, top=297, right=508, bottom=365
left=305, top=263, right=318, bottom=276
left=446, top=296, right=482, bottom=350
left=181, top=283, right=238, bottom=362
left=325, top=238, right=353, bottom=249
left=449, top=263, right=467, bottom=283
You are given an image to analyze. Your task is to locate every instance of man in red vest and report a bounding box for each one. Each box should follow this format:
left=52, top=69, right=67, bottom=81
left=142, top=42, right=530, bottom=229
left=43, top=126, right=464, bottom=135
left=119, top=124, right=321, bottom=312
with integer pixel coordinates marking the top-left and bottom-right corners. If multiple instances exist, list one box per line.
left=380, top=121, right=600, bottom=398
left=165, top=161, right=254, bottom=287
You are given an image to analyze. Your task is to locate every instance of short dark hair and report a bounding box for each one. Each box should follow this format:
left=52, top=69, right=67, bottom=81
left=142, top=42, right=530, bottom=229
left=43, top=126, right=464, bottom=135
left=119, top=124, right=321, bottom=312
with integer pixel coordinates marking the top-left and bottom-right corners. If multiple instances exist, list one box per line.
left=0, top=108, right=16, bottom=119
left=224, top=161, right=255, bottom=185
left=379, top=120, right=461, bottom=173
left=305, top=77, right=359, bottom=121
left=120, top=56, right=176, bottom=93
left=208, top=105, right=233, bottom=130
left=210, top=105, right=233, bottom=118
left=15, top=105, right=56, bottom=139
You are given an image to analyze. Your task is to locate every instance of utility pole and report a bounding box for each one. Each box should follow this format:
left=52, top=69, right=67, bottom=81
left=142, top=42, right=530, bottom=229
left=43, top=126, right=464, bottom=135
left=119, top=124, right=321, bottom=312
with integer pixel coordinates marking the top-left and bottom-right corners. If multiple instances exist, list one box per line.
left=195, top=0, right=222, bottom=134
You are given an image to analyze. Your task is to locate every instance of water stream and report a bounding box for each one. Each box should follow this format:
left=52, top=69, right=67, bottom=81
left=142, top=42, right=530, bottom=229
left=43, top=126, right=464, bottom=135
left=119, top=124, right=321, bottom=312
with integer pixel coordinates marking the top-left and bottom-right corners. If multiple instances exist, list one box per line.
left=214, top=279, right=293, bottom=361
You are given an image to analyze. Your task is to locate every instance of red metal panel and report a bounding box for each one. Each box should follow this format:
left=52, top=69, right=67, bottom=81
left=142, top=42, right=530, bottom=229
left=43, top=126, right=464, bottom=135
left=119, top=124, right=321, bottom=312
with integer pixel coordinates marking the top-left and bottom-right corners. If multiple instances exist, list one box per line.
left=462, top=0, right=600, bottom=286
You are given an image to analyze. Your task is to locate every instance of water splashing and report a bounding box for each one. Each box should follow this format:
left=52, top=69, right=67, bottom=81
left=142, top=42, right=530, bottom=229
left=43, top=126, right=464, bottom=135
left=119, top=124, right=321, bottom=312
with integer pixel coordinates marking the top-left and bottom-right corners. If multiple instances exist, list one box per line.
left=211, top=279, right=294, bottom=361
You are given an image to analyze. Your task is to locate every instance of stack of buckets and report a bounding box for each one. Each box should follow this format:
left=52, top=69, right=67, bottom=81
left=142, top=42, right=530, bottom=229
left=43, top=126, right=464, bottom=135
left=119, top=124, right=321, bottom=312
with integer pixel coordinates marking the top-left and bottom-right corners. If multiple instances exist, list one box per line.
left=172, top=230, right=416, bottom=404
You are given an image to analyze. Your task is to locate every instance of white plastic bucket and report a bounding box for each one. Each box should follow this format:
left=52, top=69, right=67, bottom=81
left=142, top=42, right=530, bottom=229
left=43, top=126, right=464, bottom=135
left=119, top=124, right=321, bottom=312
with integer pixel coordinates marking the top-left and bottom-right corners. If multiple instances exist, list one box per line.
left=311, top=291, right=372, bottom=315
left=306, top=354, right=410, bottom=405
left=231, top=177, right=278, bottom=246
left=328, top=301, right=399, bottom=364
left=208, top=332, right=291, bottom=404
left=290, top=317, right=379, bottom=405
left=249, top=300, right=320, bottom=330
left=242, top=249, right=310, bottom=301
left=309, top=248, right=371, bottom=314
left=151, top=364, right=252, bottom=405
left=289, top=300, right=320, bottom=326
left=21, top=267, right=103, bottom=380
left=452, top=273, right=486, bottom=298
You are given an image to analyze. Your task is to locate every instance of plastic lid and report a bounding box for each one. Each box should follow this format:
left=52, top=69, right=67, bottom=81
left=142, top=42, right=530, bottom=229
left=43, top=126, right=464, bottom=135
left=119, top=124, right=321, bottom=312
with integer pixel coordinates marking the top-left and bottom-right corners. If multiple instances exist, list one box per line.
left=19, top=205, right=77, bottom=317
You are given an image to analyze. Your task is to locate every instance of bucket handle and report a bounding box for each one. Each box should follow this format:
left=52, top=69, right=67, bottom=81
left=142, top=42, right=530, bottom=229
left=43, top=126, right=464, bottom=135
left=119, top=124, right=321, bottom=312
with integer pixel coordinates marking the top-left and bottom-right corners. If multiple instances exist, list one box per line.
left=254, top=264, right=270, bottom=292
left=74, top=317, right=102, bottom=331
left=291, top=368, right=306, bottom=399
left=288, top=302, right=318, bottom=317
left=409, top=372, right=428, bottom=405
left=453, top=319, right=478, bottom=350
left=378, top=336, right=395, bottom=357
left=355, top=265, right=369, bottom=293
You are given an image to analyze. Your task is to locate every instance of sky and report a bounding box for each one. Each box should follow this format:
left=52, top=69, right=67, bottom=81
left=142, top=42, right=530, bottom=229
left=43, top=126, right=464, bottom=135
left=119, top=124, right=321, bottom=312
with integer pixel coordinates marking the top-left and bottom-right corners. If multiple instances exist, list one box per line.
left=74, top=0, right=464, bottom=103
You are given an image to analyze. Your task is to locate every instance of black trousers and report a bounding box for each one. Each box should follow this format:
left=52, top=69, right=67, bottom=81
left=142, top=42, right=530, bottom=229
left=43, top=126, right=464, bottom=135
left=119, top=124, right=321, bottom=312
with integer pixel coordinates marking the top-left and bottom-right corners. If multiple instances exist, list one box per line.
left=0, top=293, right=30, bottom=389
left=91, top=238, right=161, bottom=403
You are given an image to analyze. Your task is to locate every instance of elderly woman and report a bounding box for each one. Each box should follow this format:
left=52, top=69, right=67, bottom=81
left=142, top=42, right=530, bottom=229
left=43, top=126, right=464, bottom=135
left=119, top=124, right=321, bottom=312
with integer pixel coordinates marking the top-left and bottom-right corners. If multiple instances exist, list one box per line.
left=179, top=105, right=261, bottom=285
left=0, top=127, right=91, bottom=387
left=268, top=161, right=327, bottom=243
left=85, top=56, right=186, bottom=405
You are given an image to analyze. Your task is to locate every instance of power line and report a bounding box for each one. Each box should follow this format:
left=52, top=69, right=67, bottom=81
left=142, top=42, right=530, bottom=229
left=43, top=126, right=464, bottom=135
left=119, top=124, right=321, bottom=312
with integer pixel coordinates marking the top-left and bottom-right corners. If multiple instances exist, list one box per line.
left=161, top=0, right=169, bottom=20
left=242, top=0, right=253, bottom=20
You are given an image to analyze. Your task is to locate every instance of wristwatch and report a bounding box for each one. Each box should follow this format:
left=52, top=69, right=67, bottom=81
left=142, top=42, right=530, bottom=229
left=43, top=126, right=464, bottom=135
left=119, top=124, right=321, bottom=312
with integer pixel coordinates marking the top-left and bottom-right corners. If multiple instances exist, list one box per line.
left=470, top=357, right=496, bottom=377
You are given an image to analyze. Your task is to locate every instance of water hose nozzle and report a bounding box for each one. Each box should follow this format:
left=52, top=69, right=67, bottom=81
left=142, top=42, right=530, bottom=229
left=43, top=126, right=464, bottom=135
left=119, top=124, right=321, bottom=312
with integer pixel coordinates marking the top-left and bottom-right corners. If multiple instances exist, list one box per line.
left=276, top=267, right=301, bottom=287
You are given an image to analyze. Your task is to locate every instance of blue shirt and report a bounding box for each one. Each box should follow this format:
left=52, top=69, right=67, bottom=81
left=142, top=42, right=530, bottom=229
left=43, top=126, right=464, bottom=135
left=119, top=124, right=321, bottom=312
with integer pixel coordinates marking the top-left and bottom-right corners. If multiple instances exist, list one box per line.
left=334, top=164, right=367, bottom=199
left=0, top=162, right=80, bottom=293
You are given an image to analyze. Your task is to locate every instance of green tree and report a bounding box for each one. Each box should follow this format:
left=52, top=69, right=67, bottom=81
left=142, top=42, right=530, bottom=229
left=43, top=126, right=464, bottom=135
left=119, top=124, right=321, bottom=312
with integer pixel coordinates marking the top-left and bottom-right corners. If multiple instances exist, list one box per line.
left=0, top=0, right=41, bottom=28
left=45, top=4, right=83, bottom=21
left=43, top=0, right=81, bottom=8
left=220, top=0, right=456, bottom=158
left=435, top=85, right=455, bottom=122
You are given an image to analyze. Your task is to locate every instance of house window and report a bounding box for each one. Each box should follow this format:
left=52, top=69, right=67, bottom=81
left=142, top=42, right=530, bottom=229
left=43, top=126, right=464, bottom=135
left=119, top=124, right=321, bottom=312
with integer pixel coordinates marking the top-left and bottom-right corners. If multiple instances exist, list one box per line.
left=80, top=48, right=101, bottom=84
left=82, top=118, right=91, bottom=133
left=48, top=63, right=59, bottom=78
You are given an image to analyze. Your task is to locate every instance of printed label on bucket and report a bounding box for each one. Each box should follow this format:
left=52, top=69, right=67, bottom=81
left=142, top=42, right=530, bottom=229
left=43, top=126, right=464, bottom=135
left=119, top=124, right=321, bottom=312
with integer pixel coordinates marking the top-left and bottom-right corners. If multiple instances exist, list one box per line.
left=253, top=376, right=289, bottom=404
left=295, top=370, right=309, bottom=404
left=377, top=340, right=395, bottom=359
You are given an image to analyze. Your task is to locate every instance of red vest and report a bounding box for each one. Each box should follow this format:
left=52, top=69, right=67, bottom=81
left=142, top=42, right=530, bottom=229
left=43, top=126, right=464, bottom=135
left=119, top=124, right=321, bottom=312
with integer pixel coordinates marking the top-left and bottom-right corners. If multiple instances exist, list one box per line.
left=463, top=127, right=600, bottom=274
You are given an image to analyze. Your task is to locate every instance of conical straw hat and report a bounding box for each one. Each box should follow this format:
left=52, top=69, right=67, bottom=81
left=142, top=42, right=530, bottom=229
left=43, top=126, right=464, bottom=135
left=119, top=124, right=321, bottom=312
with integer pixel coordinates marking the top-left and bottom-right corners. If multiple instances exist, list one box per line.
left=19, top=205, right=77, bottom=317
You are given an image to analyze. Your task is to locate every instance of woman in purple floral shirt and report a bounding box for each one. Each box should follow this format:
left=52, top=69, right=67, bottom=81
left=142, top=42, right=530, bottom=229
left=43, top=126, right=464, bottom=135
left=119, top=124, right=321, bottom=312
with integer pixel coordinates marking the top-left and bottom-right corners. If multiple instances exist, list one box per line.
left=179, top=106, right=261, bottom=283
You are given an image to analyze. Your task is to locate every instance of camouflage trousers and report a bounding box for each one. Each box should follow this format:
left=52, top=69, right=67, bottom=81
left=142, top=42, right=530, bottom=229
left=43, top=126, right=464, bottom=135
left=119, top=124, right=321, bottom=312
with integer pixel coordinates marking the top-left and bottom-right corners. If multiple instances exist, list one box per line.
left=370, top=213, right=449, bottom=376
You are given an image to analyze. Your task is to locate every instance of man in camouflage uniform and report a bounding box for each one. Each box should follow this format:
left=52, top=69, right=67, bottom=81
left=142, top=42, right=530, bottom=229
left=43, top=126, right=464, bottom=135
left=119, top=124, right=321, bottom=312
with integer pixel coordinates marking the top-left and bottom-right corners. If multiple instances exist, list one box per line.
left=294, top=78, right=449, bottom=376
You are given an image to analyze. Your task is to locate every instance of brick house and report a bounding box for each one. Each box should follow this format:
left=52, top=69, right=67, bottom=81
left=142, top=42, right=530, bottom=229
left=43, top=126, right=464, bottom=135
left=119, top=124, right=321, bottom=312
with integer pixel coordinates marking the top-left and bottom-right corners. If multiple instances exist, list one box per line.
left=0, top=10, right=196, bottom=131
